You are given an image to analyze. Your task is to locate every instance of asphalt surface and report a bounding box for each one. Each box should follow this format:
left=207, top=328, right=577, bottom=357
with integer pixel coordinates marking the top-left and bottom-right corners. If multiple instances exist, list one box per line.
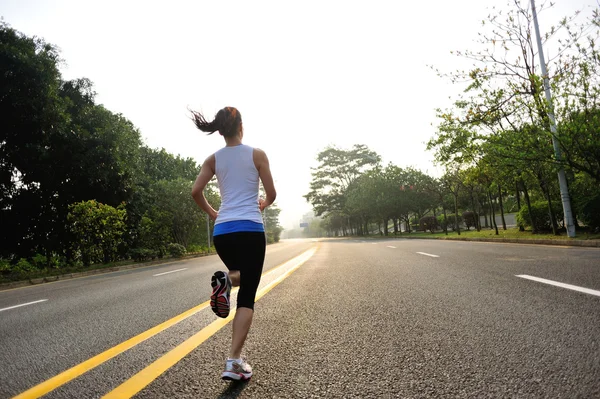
left=1, top=238, right=599, bottom=398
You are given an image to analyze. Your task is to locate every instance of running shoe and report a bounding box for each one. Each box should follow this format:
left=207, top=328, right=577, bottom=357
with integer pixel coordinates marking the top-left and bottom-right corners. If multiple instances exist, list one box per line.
left=221, top=358, right=253, bottom=381
left=210, top=271, right=231, bottom=318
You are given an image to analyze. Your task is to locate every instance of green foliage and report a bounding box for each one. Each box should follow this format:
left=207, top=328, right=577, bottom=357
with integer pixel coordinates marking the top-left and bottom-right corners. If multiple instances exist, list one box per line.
left=305, top=144, right=380, bottom=217
left=186, top=244, right=207, bottom=253
left=445, top=214, right=463, bottom=231
left=419, top=216, right=438, bottom=233
left=31, top=254, right=47, bottom=268
left=576, top=193, right=600, bottom=231
left=426, top=2, right=600, bottom=239
left=0, top=259, right=11, bottom=274
left=462, top=211, right=477, bottom=230
left=167, top=243, right=187, bottom=258
left=16, top=258, right=36, bottom=273
left=67, top=200, right=127, bottom=266
left=437, top=215, right=448, bottom=231
left=150, top=179, right=214, bottom=249
left=128, top=248, right=158, bottom=262
left=0, top=23, right=144, bottom=262
left=516, top=201, right=564, bottom=233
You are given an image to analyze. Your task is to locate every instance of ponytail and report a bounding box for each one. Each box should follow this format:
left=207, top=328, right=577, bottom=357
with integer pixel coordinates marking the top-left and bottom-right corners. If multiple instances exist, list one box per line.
left=190, top=109, right=221, bottom=134
left=190, top=107, right=242, bottom=138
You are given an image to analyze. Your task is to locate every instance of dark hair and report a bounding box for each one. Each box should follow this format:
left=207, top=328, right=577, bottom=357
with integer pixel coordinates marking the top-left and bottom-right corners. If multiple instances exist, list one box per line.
left=190, top=106, right=243, bottom=138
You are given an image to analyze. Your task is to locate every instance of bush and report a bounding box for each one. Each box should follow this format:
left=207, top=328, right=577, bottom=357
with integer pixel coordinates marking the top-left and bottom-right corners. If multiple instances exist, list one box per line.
left=419, top=216, right=438, bottom=233
left=445, top=214, right=463, bottom=231
left=31, top=253, right=47, bottom=268
left=167, top=243, right=187, bottom=258
left=15, top=258, right=36, bottom=274
left=437, top=215, right=448, bottom=231
left=0, top=259, right=11, bottom=274
left=516, top=201, right=564, bottom=232
left=186, top=244, right=205, bottom=253
left=577, top=193, right=600, bottom=232
left=128, top=248, right=158, bottom=262
left=462, top=211, right=477, bottom=230
left=48, top=255, right=63, bottom=269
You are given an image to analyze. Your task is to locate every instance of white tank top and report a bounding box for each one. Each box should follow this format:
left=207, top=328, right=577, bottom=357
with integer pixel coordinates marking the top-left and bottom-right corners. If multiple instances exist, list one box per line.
left=214, top=144, right=263, bottom=225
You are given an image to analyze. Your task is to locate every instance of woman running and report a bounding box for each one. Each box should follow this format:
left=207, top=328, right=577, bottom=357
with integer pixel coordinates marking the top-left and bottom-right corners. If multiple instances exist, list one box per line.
left=190, top=106, right=276, bottom=381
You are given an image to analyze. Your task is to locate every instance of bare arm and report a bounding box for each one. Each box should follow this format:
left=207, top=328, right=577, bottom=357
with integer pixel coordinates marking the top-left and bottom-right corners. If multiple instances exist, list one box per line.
left=191, top=155, right=218, bottom=220
left=253, top=148, right=277, bottom=211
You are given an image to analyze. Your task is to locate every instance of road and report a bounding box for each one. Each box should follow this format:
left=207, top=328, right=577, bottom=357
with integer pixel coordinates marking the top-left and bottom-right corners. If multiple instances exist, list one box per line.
left=1, top=238, right=599, bottom=398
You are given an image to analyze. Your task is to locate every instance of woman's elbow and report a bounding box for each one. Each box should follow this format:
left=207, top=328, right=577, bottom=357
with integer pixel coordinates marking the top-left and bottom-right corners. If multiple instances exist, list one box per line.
left=191, top=187, right=202, bottom=200
left=269, top=189, right=277, bottom=202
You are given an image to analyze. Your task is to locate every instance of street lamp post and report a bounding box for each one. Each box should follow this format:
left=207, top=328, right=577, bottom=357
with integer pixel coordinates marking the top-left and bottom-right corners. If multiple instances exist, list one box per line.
left=530, top=0, right=576, bottom=238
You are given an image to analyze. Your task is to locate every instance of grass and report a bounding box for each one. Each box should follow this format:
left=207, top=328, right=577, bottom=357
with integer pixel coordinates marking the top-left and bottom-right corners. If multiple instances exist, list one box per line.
left=0, top=251, right=214, bottom=286
left=371, top=227, right=600, bottom=241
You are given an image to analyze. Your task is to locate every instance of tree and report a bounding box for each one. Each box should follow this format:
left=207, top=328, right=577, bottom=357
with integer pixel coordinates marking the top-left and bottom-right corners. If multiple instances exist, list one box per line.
left=263, top=204, right=283, bottom=243
left=305, top=144, right=380, bottom=235
left=0, top=22, right=66, bottom=259
left=67, top=200, right=126, bottom=266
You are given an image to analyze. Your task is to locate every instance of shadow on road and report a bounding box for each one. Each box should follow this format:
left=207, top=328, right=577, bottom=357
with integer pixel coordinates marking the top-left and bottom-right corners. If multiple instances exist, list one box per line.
left=216, top=380, right=250, bottom=399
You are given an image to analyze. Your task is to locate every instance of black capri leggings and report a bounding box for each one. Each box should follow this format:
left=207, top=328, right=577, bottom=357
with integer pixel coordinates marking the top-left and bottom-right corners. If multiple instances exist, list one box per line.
left=213, top=232, right=266, bottom=310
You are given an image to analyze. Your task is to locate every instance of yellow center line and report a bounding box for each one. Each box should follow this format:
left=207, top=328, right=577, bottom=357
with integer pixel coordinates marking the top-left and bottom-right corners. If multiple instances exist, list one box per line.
left=102, top=246, right=318, bottom=399
left=12, top=246, right=317, bottom=399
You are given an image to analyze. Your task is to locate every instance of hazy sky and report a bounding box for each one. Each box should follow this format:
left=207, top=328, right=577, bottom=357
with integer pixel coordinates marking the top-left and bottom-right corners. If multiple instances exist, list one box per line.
left=1, top=0, right=595, bottom=229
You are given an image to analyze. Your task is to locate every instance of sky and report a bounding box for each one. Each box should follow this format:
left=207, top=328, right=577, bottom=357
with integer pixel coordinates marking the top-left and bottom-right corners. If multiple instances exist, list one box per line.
left=1, top=0, right=596, bottom=230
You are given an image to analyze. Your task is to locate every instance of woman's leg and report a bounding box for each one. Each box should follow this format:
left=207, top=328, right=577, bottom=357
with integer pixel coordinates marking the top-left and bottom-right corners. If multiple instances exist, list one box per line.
left=228, top=270, right=240, bottom=286
left=229, top=233, right=265, bottom=359
left=230, top=308, right=253, bottom=359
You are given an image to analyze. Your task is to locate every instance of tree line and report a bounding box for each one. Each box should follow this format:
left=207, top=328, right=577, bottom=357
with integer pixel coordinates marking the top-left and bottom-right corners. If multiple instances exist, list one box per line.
left=305, top=3, right=599, bottom=237
left=0, top=23, right=281, bottom=277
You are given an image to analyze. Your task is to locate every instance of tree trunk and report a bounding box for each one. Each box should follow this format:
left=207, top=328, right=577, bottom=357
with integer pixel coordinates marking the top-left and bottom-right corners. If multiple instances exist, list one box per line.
left=393, top=219, right=398, bottom=235
left=537, top=172, right=558, bottom=235
left=454, top=194, right=461, bottom=235
left=522, top=181, right=536, bottom=233
left=488, top=191, right=499, bottom=235
left=469, top=192, right=479, bottom=231
left=383, top=218, right=389, bottom=236
left=475, top=194, right=482, bottom=231
left=498, top=184, right=507, bottom=230
left=442, top=207, right=448, bottom=235
left=545, top=191, right=559, bottom=235
left=516, top=181, right=525, bottom=232
left=482, top=197, right=489, bottom=228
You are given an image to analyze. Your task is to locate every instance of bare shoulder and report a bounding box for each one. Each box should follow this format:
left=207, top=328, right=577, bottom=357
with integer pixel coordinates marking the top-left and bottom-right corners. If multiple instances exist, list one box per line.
left=252, top=148, right=269, bottom=171
left=252, top=148, right=269, bottom=161
left=203, top=153, right=216, bottom=172
left=253, top=147, right=267, bottom=156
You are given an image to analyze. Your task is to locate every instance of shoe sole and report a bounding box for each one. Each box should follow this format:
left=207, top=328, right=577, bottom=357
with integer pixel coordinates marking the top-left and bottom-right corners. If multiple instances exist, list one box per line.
left=210, top=271, right=230, bottom=318
left=221, top=371, right=252, bottom=381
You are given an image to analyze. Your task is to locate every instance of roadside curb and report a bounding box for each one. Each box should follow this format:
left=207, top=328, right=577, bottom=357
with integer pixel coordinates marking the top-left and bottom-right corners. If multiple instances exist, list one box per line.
left=0, top=252, right=218, bottom=291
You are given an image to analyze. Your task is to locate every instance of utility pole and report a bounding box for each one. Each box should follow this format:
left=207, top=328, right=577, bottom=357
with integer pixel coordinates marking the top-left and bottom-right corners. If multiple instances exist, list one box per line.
left=206, top=213, right=210, bottom=252
left=530, top=0, right=576, bottom=237
left=205, top=187, right=211, bottom=252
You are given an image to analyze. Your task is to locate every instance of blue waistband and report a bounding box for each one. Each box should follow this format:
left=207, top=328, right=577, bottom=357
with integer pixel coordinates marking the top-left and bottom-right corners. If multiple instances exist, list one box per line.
left=213, top=220, right=265, bottom=236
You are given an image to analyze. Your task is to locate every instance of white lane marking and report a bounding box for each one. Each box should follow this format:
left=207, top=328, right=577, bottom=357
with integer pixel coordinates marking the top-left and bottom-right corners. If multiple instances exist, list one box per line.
left=516, top=275, right=600, bottom=297
left=387, top=246, right=397, bottom=249
left=0, top=299, right=48, bottom=312
left=416, top=252, right=439, bottom=258
left=153, top=268, right=188, bottom=277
